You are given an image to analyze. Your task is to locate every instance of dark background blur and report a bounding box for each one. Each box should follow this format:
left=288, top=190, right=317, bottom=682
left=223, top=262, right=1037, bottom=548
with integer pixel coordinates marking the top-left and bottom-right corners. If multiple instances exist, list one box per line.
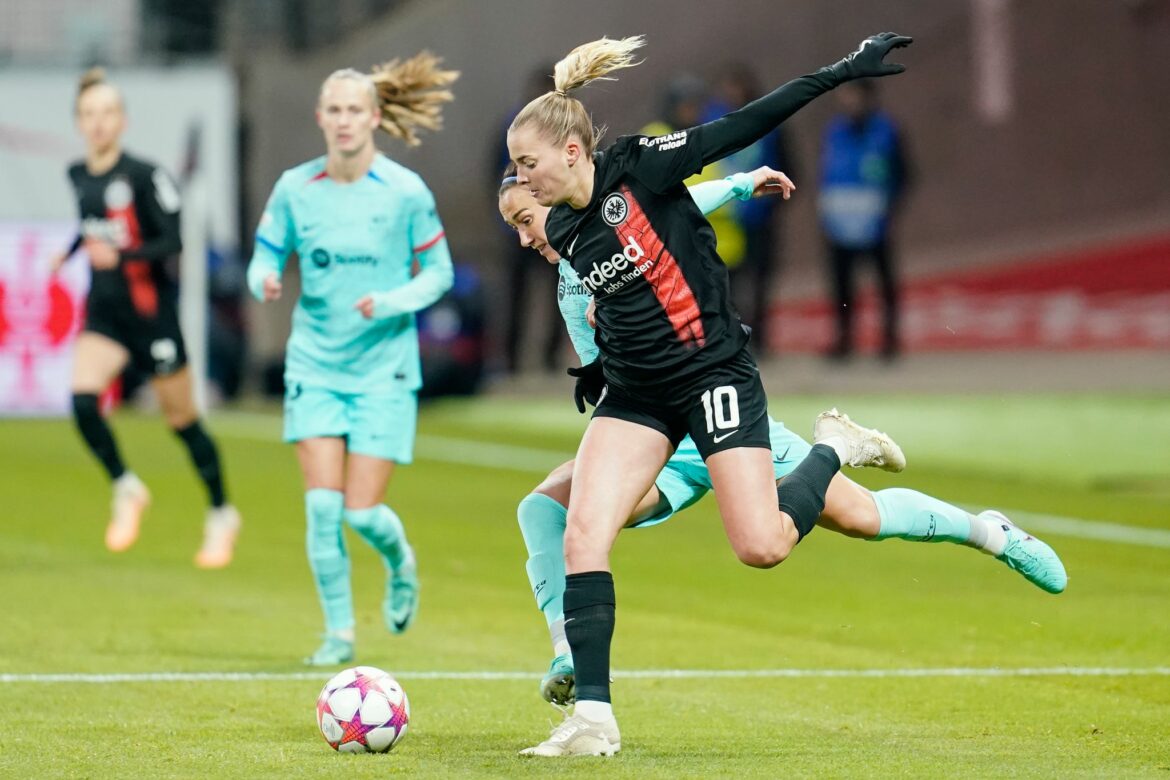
left=3, top=0, right=1169, bottom=404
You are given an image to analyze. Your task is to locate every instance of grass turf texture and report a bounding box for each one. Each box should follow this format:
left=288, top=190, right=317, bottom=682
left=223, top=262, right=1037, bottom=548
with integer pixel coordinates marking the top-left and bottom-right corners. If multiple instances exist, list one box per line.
left=1, top=394, right=1168, bottom=778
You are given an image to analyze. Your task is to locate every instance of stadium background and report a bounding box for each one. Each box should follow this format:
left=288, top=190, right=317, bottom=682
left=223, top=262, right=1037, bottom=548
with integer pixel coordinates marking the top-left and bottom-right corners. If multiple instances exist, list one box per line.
left=1, top=1, right=1169, bottom=777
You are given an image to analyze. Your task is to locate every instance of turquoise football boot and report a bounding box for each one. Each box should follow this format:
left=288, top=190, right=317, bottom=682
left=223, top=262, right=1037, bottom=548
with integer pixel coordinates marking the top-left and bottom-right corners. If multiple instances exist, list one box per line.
left=540, top=653, right=575, bottom=705
left=985, top=511, right=1068, bottom=594
left=304, top=633, right=354, bottom=667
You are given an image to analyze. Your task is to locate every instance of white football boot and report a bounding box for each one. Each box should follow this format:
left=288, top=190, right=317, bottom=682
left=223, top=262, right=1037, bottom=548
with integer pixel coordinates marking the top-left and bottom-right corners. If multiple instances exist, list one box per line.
left=195, top=505, right=241, bottom=569
left=520, top=710, right=621, bottom=757
left=106, top=473, right=151, bottom=552
left=813, top=408, right=906, bottom=472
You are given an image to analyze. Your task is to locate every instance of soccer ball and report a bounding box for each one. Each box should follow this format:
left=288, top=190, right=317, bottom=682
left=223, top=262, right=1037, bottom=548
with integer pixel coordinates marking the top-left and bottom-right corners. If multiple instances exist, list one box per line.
left=316, top=666, right=410, bottom=753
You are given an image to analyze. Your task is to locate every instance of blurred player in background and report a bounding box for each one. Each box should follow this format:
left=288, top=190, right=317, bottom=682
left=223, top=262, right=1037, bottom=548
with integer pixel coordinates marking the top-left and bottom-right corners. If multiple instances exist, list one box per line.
left=52, top=68, right=240, bottom=569
left=246, top=54, right=457, bottom=666
left=505, top=32, right=916, bottom=757
left=498, top=168, right=1067, bottom=709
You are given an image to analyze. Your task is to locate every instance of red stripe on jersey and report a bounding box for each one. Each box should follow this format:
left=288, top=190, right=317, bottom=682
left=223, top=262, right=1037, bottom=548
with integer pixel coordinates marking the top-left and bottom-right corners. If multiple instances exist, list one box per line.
left=107, top=201, right=156, bottom=316
left=413, top=231, right=445, bottom=254
left=612, top=185, right=705, bottom=347
left=123, top=260, right=158, bottom=317
left=308, top=170, right=329, bottom=183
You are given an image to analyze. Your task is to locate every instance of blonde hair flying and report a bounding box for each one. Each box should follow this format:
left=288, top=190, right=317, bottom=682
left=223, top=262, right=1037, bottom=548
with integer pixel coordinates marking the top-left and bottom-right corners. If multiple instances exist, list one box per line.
left=510, top=35, right=645, bottom=156
left=322, top=51, right=460, bottom=147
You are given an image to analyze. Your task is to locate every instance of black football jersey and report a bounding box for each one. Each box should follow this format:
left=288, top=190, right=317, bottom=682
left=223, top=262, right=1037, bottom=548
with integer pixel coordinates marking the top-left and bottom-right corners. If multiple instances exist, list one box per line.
left=67, top=152, right=182, bottom=317
left=545, top=133, right=748, bottom=388
left=543, top=66, right=847, bottom=389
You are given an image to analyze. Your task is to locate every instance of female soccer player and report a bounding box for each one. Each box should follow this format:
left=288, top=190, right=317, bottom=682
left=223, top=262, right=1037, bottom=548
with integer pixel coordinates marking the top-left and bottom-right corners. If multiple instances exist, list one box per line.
left=53, top=68, right=240, bottom=569
left=499, top=171, right=1067, bottom=709
left=247, top=54, right=457, bottom=666
left=503, top=32, right=1028, bottom=757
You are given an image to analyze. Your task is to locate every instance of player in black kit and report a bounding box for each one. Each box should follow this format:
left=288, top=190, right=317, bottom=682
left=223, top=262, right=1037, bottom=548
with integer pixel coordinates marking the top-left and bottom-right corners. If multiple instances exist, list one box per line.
left=507, top=34, right=912, bottom=756
left=51, top=68, right=240, bottom=568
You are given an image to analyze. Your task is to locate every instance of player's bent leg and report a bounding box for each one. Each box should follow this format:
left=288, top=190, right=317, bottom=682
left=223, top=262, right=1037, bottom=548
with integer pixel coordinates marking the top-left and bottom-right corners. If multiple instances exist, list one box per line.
left=845, top=483, right=1067, bottom=593
left=817, top=473, right=881, bottom=538
left=342, top=453, right=419, bottom=634
left=708, top=446, right=800, bottom=567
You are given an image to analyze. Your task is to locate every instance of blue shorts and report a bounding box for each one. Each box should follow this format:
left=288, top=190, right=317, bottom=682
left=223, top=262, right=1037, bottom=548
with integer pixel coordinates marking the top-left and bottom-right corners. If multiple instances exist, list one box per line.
left=282, top=382, right=417, bottom=463
left=634, top=416, right=812, bottom=528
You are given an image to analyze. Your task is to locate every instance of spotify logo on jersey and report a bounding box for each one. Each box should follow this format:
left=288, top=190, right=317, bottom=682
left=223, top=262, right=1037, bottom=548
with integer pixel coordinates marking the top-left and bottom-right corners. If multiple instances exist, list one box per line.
left=310, top=248, right=331, bottom=268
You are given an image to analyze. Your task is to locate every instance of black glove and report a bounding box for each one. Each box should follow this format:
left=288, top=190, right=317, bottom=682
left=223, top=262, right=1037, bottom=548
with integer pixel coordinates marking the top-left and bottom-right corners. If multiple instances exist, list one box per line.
left=567, top=360, right=605, bottom=414
left=829, top=32, right=913, bottom=81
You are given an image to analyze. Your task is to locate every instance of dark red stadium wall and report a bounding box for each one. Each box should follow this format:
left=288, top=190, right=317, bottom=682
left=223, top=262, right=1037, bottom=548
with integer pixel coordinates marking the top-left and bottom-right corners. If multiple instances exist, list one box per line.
left=771, top=232, right=1170, bottom=353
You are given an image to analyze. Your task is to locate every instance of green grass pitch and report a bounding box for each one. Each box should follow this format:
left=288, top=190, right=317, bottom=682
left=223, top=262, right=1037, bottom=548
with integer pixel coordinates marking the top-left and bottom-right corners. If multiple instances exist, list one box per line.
left=1, top=393, right=1169, bottom=778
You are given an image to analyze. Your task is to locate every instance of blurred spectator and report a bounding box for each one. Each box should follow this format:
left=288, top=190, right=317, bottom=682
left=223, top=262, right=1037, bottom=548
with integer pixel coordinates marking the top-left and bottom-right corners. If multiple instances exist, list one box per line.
left=702, top=63, right=795, bottom=354
left=494, top=65, right=565, bottom=374
left=817, top=79, right=911, bottom=361
left=643, top=75, right=746, bottom=273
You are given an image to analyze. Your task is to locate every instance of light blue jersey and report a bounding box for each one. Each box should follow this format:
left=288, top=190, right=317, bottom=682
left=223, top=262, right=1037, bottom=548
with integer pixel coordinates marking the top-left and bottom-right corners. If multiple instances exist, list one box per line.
left=247, top=154, right=453, bottom=394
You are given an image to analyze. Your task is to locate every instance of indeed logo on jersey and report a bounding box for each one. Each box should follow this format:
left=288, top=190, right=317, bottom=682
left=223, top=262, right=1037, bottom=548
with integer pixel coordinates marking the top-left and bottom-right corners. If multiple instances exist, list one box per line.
left=579, top=235, right=654, bottom=296
left=639, top=130, right=688, bottom=152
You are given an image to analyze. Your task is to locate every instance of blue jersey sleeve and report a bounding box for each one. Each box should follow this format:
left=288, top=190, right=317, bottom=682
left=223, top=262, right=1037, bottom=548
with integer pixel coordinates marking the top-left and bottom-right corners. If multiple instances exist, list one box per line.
left=369, top=186, right=454, bottom=318
left=556, top=261, right=599, bottom=364
left=687, top=172, right=754, bottom=215
left=246, top=175, right=294, bottom=301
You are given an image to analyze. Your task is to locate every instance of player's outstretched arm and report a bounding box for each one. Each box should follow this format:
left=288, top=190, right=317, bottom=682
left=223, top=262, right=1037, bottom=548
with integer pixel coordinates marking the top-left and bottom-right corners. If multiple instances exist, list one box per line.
left=686, top=167, right=795, bottom=215
left=694, top=33, right=912, bottom=166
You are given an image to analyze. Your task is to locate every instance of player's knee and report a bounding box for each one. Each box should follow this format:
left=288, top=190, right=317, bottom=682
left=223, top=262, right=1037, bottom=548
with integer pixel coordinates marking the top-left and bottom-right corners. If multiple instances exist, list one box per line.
left=162, top=405, right=198, bottom=431
left=305, top=489, right=344, bottom=538
left=561, top=521, right=602, bottom=571
left=733, top=530, right=797, bottom=569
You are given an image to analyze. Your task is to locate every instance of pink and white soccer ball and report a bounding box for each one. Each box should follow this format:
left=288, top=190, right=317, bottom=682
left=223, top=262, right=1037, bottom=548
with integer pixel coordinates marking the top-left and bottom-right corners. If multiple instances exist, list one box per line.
left=316, top=666, right=410, bottom=753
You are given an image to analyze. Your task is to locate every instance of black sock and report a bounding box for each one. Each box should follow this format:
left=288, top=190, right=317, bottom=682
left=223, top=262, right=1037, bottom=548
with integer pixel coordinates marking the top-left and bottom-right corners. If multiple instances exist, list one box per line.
left=564, top=571, right=616, bottom=704
left=174, top=421, right=227, bottom=507
left=71, top=393, right=125, bottom=480
left=777, top=443, right=841, bottom=539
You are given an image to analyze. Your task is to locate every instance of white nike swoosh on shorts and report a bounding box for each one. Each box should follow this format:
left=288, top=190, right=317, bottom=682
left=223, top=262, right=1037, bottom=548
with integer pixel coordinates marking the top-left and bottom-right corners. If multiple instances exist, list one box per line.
left=712, top=430, right=739, bottom=443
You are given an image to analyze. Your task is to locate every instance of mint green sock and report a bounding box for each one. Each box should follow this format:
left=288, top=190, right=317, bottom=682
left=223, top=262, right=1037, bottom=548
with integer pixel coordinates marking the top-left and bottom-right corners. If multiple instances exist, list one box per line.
left=345, top=505, right=410, bottom=570
left=517, top=493, right=567, bottom=642
left=871, top=487, right=974, bottom=543
left=305, top=489, right=352, bottom=633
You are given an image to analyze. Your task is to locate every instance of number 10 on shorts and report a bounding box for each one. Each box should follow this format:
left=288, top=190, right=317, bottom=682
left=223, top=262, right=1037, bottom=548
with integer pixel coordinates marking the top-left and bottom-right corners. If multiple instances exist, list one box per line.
left=701, top=386, right=740, bottom=433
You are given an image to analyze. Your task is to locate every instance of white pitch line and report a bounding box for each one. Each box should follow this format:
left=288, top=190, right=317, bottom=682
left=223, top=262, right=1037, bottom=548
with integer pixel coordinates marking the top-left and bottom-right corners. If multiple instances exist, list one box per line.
left=213, top=410, right=1170, bottom=549
left=2, top=667, right=1169, bottom=684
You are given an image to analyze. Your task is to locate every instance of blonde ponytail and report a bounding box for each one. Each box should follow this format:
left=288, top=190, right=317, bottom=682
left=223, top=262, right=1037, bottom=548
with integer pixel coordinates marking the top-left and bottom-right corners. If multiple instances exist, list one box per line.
left=510, top=35, right=645, bottom=155
left=322, top=51, right=459, bottom=147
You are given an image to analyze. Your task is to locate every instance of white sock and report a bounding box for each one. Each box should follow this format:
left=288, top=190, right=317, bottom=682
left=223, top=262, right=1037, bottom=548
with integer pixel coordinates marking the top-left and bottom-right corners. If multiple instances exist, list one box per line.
left=553, top=638, right=571, bottom=658
left=574, top=700, right=613, bottom=722
left=816, top=435, right=850, bottom=465
left=114, top=472, right=141, bottom=491
left=968, top=514, right=1009, bottom=556
left=331, top=628, right=355, bottom=642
